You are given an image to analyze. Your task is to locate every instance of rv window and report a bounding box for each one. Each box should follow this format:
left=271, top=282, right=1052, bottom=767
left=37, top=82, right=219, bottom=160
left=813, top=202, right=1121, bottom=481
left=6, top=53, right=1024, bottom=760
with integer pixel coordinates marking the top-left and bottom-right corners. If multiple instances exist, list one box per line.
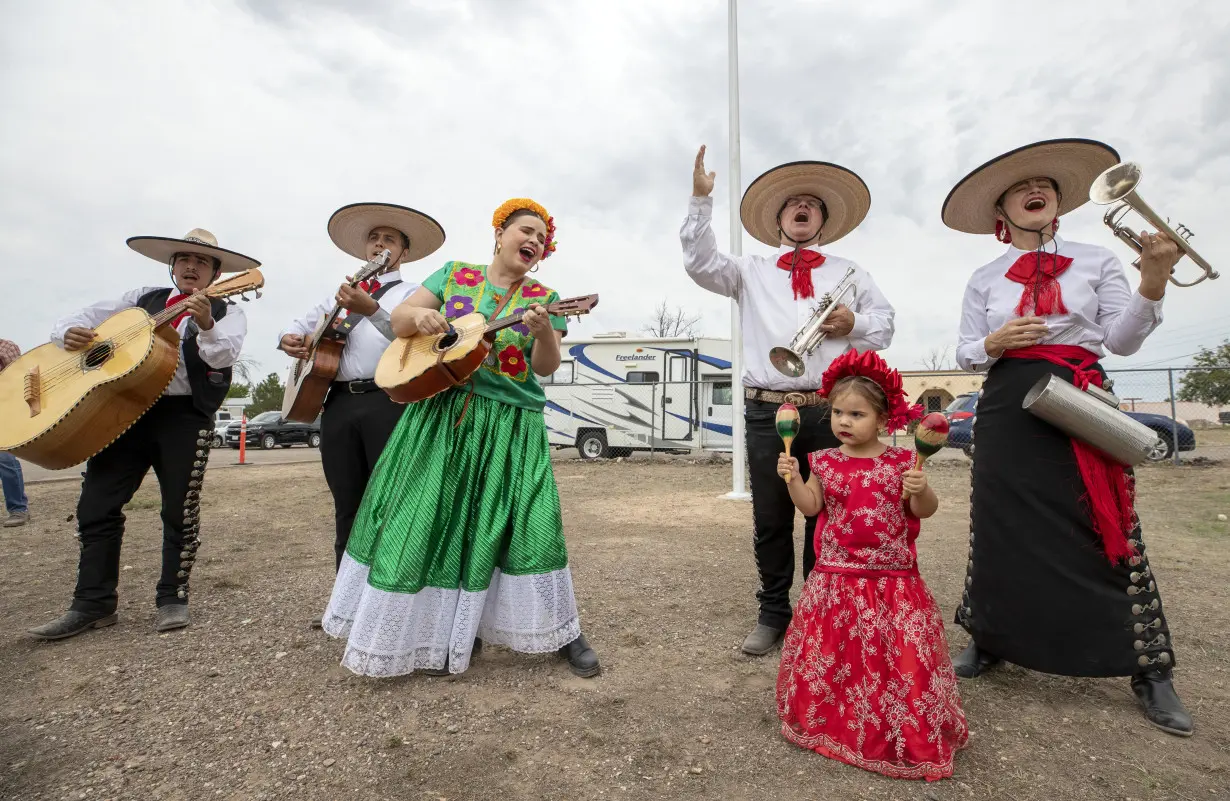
left=626, top=371, right=659, bottom=384
left=543, top=360, right=574, bottom=385
left=711, top=381, right=733, bottom=406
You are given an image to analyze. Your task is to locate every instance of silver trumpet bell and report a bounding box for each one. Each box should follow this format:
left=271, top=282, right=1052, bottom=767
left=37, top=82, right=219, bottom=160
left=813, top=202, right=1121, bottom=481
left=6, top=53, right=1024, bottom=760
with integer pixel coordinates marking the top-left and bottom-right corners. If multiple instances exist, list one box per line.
left=1089, top=162, right=1219, bottom=287
left=769, top=265, right=858, bottom=378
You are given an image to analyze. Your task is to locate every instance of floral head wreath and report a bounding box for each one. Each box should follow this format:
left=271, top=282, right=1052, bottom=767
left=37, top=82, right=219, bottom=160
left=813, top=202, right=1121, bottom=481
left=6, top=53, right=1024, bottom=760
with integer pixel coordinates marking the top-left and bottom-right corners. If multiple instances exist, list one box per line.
left=820, top=349, right=923, bottom=433
left=492, top=197, right=557, bottom=259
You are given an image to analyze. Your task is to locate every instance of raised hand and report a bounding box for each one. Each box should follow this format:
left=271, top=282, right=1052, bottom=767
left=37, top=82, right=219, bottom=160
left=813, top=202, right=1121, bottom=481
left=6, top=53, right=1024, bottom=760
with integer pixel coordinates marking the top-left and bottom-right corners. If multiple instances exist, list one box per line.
left=1137, top=230, right=1180, bottom=299
left=693, top=145, right=716, bottom=198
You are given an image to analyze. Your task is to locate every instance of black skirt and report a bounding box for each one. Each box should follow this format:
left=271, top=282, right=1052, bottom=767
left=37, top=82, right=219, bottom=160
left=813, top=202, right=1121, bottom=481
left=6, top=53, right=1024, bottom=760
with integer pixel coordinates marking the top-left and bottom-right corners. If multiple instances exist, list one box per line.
left=955, top=356, right=1175, bottom=677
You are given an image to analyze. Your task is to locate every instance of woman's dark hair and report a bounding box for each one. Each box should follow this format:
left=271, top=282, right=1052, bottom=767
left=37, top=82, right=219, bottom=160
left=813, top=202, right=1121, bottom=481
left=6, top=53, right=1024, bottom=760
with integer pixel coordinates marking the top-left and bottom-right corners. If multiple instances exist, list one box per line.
left=829, top=375, right=888, bottom=417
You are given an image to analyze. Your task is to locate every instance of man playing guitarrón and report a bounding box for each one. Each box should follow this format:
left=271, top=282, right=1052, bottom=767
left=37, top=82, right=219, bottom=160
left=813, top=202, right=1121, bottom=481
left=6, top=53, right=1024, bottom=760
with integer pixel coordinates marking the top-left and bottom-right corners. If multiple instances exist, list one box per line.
left=682, top=147, right=896, bottom=655
left=279, top=203, right=445, bottom=582
left=30, top=229, right=257, bottom=640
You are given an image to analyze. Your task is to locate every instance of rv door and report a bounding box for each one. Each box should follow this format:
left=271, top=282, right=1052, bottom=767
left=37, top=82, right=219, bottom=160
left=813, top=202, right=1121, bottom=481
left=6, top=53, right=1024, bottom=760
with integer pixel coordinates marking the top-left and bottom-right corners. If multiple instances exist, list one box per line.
left=661, top=353, right=692, bottom=441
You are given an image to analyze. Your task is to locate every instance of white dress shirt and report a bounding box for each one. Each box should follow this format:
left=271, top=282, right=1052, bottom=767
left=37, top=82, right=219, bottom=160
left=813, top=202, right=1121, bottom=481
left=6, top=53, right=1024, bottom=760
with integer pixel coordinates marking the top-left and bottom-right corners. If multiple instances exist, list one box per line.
left=681, top=196, right=896, bottom=391
left=279, top=269, right=419, bottom=382
left=956, top=237, right=1164, bottom=372
left=51, top=286, right=248, bottom=396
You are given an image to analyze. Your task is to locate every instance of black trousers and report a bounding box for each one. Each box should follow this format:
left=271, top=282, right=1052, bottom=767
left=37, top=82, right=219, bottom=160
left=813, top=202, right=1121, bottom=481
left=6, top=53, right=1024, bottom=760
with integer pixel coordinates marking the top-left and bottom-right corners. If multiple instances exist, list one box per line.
left=71, top=396, right=213, bottom=616
left=745, top=398, right=841, bottom=630
left=320, top=387, right=406, bottom=569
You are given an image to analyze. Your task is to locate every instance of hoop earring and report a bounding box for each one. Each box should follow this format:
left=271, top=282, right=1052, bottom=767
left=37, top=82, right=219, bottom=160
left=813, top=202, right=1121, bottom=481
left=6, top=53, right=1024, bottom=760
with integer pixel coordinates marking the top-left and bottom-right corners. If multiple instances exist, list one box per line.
left=995, top=219, right=1012, bottom=244
left=530, top=264, right=539, bottom=273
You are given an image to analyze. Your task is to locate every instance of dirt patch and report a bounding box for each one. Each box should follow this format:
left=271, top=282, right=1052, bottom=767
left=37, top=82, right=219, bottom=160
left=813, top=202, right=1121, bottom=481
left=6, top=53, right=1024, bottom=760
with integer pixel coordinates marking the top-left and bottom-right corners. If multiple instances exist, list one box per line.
left=1, top=458, right=1227, bottom=800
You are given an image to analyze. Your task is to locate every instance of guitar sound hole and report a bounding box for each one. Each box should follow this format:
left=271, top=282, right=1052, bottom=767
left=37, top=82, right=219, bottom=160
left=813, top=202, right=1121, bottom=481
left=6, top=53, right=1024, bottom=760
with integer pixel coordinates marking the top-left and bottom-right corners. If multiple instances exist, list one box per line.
left=83, top=342, right=113, bottom=370
left=436, top=327, right=459, bottom=351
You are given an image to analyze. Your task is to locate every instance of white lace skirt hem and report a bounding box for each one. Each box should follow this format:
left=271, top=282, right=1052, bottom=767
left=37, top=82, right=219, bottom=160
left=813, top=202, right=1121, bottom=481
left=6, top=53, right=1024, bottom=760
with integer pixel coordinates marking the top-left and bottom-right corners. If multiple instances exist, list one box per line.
left=322, top=553, right=581, bottom=676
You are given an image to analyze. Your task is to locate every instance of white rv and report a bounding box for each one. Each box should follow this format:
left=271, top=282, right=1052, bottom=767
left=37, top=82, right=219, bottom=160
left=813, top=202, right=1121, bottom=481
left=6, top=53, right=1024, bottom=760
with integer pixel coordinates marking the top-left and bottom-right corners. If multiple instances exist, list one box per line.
left=543, top=335, right=734, bottom=459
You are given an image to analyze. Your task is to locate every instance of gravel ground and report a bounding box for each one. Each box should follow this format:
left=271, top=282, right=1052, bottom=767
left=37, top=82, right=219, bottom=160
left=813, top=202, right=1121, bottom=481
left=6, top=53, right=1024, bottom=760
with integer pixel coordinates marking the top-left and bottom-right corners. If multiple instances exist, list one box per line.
left=1, top=457, right=1227, bottom=801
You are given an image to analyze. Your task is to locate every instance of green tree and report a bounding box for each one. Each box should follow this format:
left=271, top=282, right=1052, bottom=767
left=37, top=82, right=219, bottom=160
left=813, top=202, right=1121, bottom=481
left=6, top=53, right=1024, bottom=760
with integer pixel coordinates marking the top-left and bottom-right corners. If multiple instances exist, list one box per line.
left=226, top=382, right=251, bottom=399
left=1176, top=340, right=1230, bottom=406
left=246, top=372, right=285, bottom=416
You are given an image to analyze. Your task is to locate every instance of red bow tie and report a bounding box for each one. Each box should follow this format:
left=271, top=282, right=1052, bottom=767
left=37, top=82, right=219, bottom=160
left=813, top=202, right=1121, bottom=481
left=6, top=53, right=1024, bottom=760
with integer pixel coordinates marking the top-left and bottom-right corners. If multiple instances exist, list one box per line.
left=776, top=249, right=826, bottom=300
left=358, top=278, right=381, bottom=294
left=165, top=293, right=191, bottom=328
left=1004, top=251, right=1073, bottom=316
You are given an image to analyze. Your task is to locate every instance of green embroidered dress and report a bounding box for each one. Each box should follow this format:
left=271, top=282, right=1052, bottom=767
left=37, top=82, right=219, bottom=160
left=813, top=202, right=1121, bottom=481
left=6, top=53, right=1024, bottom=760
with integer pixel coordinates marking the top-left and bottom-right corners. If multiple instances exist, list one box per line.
left=323, top=262, right=577, bottom=676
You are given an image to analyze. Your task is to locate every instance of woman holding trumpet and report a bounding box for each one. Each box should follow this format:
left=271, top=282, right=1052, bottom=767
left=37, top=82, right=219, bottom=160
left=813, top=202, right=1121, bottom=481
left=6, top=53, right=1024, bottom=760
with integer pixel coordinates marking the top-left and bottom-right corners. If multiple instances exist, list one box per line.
left=946, top=139, right=1191, bottom=735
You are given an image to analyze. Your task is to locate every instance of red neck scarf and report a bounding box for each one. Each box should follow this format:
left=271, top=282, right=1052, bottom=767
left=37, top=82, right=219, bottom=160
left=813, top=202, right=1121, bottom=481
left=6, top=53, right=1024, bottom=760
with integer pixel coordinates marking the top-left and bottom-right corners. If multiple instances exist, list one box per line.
left=1005, top=251, right=1072, bottom=316
left=1002, top=344, right=1136, bottom=564
left=358, top=277, right=382, bottom=293
left=776, top=248, right=826, bottom=300
left=165, top=293, right=191, bottom=328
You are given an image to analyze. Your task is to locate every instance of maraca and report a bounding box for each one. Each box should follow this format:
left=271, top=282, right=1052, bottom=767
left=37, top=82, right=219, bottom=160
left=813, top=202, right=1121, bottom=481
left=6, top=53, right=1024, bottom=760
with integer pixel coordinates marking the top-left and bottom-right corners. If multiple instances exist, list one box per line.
left=913, top=412, right=950, bottom=469
left=776, top=402, right=802, bottom=482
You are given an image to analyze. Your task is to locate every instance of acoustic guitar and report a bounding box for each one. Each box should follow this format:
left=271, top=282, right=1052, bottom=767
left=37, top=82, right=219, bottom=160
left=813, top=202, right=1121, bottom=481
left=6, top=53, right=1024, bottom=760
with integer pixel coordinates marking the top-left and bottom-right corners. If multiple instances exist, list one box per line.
left=0, top=270, right=265, bottom=470
left=375, top=294, right=599, bottom=403
left=280, top=249, right=392, bottom=423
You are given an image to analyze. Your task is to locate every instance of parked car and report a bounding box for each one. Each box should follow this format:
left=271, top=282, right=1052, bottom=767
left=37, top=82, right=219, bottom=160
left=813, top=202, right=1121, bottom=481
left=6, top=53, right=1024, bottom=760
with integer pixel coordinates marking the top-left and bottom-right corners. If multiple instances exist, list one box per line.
left=226, top=410, right=322, bottom=450
left=941, top=391, right=1196, bottom=462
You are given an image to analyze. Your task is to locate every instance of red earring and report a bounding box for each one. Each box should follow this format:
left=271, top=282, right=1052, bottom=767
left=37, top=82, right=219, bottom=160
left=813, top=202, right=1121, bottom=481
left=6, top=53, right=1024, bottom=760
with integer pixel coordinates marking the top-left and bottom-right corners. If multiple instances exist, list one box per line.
left=995, top=220, right=1012, bottom=244
left=1051, top=216, right=1060, bottom=234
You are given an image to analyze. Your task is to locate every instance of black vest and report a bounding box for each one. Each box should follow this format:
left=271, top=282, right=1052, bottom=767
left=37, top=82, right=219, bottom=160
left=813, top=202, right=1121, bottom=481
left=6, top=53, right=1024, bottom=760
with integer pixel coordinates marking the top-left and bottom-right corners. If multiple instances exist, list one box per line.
left=136, top=289, right=232, bottom=417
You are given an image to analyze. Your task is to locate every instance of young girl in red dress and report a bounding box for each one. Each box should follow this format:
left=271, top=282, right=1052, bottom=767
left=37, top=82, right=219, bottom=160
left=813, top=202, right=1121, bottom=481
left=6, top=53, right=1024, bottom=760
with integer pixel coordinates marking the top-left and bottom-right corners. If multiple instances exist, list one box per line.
left=775, top=350, right=969, bottom=781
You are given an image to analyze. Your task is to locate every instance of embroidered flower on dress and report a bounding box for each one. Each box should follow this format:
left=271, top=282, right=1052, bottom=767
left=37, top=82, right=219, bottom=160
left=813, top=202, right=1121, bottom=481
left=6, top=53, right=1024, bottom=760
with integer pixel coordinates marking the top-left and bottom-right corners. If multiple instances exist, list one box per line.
left=509, top=307, right=530, bottom=335
left=522, top=282, right=548, bottom=299
left=455, top=267, right=484, bottom=287
left=445, top=295, right=475, bottom=318
left=497, top=345, right=528, bottom=376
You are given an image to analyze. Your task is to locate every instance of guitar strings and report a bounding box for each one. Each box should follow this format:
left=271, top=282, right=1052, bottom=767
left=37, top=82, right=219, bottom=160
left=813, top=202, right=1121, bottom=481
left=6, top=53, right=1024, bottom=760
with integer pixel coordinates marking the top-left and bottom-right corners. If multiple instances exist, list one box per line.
left=29, top=289, right=250, bottom=392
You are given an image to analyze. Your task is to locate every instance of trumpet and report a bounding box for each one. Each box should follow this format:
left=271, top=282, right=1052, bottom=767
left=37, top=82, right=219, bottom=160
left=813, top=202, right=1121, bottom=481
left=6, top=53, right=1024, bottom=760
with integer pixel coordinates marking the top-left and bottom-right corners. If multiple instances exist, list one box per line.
left=1089, top=162, right=1219, bottom=288
left=769, top=265, right=857, bottom=378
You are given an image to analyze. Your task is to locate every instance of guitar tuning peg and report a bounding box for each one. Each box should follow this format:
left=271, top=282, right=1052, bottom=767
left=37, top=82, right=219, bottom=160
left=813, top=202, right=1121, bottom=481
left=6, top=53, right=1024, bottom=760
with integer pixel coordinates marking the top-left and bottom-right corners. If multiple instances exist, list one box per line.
left=240, top=293, right=250, bottom=302
left=255, top=289, right=263, bottom=298
left=226, top=299, right=236, bottom=306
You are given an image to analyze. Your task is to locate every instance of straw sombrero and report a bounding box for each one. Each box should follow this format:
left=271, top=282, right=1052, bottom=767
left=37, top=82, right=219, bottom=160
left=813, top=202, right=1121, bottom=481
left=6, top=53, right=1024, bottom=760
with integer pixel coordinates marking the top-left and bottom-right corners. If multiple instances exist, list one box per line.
left=127, top=228, right=261, bottom=273
left=739, top=161, right=871, bottom=247
left=327, top=202, right=445, bottom=263
left=941, top=138, right=1120, bottom=235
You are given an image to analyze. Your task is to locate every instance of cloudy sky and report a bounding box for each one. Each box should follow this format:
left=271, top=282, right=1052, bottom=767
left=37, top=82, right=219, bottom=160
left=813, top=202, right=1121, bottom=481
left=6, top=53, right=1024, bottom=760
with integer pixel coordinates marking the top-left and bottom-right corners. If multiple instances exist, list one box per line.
left=2, top=0, right=1227, bottom=387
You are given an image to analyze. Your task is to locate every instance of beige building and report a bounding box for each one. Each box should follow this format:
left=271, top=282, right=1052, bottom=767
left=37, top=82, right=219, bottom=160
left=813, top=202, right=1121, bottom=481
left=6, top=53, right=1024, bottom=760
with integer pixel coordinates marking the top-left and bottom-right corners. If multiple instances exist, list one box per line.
left=902, top=371, right=985, bottom=414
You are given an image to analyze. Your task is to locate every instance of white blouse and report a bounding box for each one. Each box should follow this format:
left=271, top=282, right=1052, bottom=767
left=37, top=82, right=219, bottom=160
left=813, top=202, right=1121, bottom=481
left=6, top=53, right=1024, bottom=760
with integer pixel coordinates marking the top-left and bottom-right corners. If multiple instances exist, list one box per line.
left=51, top=287, right=248, bottom=397
left=681, top=196, right=896, bottom=391
left=955, top=237, right=1164, bottom=372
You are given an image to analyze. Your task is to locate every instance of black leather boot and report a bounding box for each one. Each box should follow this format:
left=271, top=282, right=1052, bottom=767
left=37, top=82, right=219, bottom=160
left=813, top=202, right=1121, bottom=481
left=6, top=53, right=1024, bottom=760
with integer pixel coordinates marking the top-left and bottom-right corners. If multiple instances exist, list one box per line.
left=952, top=641, right=1000, bottom=679
left=1131, top=670, right=1193, bottom=736
left=559, top=633, right=600, bottom=678
left=28, top=610, right=118, bottom=641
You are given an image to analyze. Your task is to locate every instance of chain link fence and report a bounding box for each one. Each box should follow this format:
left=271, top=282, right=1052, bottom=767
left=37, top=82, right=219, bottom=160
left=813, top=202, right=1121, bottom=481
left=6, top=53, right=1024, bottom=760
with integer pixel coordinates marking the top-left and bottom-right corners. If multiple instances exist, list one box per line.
left=545, top=368, right=1228, bottom=465
left=888, top=366, right=1230, bottom=466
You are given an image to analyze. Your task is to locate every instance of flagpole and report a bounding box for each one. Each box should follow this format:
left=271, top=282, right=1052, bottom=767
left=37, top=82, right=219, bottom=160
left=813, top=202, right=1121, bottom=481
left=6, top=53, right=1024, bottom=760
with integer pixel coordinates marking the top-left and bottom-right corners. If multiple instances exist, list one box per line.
left=724, top=0, right=750, bottom=500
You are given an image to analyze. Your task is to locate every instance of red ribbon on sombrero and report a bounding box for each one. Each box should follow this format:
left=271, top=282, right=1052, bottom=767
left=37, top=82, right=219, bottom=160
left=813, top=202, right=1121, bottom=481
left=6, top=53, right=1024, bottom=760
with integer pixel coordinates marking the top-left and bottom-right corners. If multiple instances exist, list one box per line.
left=776, top=249, right=826, bottom=300
left=1002, top=344, right=1136, bottom=564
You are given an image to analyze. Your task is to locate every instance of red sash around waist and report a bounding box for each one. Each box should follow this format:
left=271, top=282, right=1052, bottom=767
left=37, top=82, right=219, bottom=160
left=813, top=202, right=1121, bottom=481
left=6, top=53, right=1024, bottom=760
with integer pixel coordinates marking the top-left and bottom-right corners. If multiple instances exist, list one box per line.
left=1001, top=345, right=1135, bottom=563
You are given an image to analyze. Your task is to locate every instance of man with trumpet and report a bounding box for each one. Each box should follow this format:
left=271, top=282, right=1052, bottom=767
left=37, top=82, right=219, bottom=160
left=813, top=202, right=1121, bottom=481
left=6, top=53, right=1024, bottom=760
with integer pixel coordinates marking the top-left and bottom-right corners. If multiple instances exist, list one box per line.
left=681, top=146, right=896, bottom=655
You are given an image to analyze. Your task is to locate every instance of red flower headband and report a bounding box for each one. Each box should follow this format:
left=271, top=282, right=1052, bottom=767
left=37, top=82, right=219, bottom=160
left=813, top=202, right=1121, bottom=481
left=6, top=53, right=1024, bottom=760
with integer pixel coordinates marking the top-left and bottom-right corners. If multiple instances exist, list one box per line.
left=492, top=197, right=556, bottom=259
left=820, top=349, right=923, bottom=433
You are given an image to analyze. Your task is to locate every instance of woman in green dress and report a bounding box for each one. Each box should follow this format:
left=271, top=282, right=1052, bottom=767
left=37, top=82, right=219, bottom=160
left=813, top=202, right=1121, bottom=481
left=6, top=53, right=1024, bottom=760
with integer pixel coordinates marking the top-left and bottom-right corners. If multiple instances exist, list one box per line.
left=322, top=198, right=600, bottom=678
